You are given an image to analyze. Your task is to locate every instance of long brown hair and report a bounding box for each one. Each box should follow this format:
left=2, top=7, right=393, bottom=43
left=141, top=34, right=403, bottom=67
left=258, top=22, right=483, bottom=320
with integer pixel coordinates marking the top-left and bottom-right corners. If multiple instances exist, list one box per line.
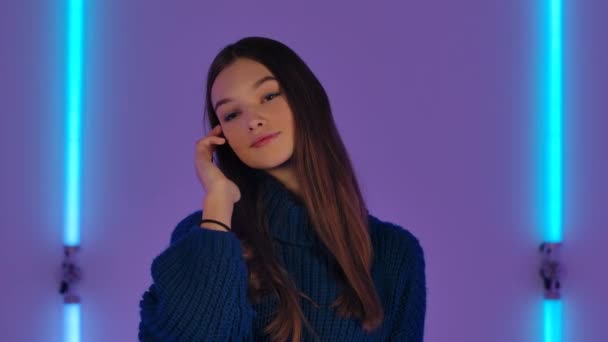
left=203, top=36, right=383, bottom=341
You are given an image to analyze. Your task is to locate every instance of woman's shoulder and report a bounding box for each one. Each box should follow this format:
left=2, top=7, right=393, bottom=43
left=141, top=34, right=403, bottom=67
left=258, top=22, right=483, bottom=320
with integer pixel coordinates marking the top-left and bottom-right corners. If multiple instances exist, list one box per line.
left=367, top=213, right=425, bottom=261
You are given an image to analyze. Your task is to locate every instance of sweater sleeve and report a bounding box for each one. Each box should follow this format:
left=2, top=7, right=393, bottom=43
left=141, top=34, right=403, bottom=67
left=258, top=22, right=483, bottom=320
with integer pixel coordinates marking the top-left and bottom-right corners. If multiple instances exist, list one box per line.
left=138, top=210, right=256, bottom=341
left=389, top=232, right=427, bottom=342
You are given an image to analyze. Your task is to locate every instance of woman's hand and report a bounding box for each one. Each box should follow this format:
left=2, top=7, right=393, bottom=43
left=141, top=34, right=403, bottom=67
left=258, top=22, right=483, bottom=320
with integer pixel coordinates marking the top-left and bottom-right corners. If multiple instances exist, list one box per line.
left=194, top=124, right=241, bottom=204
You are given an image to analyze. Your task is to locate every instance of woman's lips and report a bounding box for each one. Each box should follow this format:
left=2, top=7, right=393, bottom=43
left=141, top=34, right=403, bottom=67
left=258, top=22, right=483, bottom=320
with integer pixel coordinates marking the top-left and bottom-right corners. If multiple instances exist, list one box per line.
left=251, top=132, right=280, bottom=148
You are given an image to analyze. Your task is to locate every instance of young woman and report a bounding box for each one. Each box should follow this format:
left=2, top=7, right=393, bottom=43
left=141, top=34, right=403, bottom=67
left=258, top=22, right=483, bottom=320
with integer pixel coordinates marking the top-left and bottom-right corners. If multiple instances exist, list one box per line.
left=138, top=36, right=426, bottom=342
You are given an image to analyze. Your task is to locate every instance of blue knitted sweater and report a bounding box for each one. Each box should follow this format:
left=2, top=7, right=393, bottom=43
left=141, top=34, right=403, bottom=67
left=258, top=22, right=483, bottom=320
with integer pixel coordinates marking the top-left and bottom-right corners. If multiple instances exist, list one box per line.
left=138, top=174, right=426, bottom=341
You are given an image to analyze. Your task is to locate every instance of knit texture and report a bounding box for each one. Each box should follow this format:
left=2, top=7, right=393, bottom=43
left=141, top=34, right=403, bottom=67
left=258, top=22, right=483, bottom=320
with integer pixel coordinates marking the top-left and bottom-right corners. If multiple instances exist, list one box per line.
left=138, top=173, right=426, bottom=341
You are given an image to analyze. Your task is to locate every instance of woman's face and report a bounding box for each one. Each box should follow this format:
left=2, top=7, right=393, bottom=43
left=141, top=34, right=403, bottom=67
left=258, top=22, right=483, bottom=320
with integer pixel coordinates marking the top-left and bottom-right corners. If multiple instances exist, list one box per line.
left=211, top=58, right=295, bottom=171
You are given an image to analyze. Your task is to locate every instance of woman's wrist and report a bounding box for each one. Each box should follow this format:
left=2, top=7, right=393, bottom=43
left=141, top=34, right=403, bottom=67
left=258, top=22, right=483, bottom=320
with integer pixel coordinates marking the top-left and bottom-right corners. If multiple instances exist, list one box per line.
left=200, top=193, right=234, bottom=232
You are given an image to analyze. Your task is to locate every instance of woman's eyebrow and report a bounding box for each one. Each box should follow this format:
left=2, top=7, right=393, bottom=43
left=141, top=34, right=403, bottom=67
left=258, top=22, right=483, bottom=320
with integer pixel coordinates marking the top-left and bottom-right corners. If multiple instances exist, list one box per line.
left=214, top=76, right=278, bottom=112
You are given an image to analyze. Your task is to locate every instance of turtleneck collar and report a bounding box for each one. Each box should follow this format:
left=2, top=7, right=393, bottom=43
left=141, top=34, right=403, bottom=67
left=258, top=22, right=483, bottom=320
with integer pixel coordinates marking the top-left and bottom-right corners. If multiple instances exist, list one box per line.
left=255, top=171, right=317, bottom=247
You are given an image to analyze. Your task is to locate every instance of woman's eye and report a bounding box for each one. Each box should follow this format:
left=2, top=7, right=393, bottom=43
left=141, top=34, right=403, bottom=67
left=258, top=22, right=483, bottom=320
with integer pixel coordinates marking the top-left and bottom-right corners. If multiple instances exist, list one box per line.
left=224, top=112, right=237, bottom=121
left=263, top=92, right=281, bottom=102
left=224, top=93, right=280, bottom=122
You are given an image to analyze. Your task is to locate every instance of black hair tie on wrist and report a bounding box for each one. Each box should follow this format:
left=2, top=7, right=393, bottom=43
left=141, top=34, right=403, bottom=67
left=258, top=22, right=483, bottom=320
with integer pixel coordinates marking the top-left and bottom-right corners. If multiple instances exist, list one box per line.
left=200, top=219, right=232, bottom=232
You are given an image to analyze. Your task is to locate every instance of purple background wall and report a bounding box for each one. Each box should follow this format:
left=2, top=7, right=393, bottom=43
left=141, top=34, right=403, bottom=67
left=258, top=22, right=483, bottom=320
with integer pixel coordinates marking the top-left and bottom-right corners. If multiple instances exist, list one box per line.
left=1, top=0, right=606, bottom=341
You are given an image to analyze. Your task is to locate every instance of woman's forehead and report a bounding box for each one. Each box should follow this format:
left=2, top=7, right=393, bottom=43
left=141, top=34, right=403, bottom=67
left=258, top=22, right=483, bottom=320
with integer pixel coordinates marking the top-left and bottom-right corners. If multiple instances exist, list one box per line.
left=212, top=60, right=277, bottom=103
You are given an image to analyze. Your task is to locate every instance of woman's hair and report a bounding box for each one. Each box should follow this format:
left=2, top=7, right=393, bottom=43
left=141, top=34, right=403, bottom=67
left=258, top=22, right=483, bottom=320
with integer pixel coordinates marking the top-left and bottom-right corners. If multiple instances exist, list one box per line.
left=203, top=36, right=383, bottom=342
